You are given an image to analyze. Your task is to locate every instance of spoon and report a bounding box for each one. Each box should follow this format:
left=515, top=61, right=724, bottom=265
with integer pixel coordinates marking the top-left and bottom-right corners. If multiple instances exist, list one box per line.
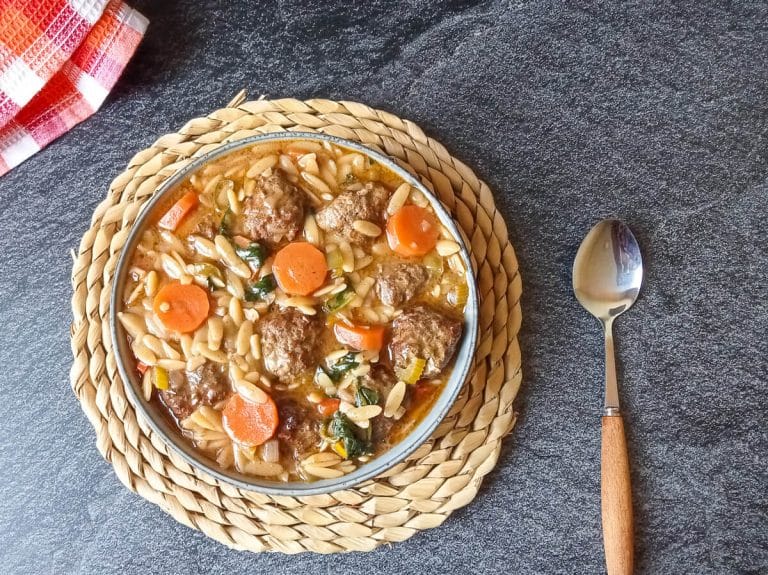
left=572, top=219, right=643, bottom=575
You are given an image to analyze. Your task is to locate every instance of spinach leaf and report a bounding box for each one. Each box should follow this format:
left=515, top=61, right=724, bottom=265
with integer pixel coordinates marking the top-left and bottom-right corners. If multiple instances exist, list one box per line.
left=244, top=274, right=276, bottom=302
left=355, top=386, right=379, bottom=407
left=218, top=209, right=233, bottom=237
left=327, top=412, right=371, bottom=459
left=326, top=353, right=359, bottom=382
left=235, top=242, right=267, bottom=270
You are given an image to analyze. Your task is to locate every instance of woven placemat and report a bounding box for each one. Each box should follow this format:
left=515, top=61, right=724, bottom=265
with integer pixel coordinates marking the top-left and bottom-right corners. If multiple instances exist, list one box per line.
left=69, top=91, right=523, bottom=553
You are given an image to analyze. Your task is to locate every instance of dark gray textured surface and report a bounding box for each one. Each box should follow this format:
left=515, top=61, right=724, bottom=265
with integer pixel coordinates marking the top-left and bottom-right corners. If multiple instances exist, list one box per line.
left=0, top=1, right=766, bottom=573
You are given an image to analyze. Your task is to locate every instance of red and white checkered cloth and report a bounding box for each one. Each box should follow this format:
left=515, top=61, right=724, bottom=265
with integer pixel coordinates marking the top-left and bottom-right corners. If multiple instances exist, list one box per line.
left=0, top=0, right=147, bottom=175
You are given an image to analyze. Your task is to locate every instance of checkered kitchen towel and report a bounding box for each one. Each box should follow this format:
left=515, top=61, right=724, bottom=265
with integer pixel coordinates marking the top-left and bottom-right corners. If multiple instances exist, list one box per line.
left=0, top=0, right=147, bottom=175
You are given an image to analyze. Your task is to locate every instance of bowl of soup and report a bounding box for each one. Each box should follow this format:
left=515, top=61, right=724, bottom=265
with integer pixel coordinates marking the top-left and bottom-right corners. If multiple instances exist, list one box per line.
left=111, top=132, right=479, bottom=495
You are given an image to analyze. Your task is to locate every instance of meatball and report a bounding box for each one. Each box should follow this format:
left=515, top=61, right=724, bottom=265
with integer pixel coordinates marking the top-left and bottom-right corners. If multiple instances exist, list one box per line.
left=242, top=171, right=305, bottom=245
left=315, top=182, right=390, bottom=243
left=389, top=305, right=463, bottom=378
left=259, top=308, right=322, bottom=381
left=375, top=262, right=429, bottom=306
left=276, top=398, right=320, bottom=458
left=371, top=413, right=397, bottom=446
left=159, top=362, right=229, bottom=421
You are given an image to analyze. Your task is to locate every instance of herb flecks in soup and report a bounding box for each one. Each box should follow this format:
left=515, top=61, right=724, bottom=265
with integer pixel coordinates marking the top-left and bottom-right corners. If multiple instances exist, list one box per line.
left=118, top=140, right=468, bottom=482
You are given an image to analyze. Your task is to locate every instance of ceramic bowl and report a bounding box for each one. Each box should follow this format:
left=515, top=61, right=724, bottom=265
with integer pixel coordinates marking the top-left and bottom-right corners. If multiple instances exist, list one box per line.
left=110, top=132, right=479, bottom=495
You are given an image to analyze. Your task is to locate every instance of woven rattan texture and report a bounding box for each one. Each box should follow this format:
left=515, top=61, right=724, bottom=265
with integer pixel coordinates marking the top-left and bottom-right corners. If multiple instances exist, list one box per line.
left=69, top=93, right=523, bottom=553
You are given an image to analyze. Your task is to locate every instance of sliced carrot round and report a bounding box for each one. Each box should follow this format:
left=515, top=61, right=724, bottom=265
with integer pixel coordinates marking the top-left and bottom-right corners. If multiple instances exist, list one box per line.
left=333, top=322, right=385, bottom=351
left=272, top=242, right=328, bottom=295
left=158, top=190, right=199, bottom=231
left=386, top=204, right=439, bottom=257
left=222, top=393, right=279, bottom=446
left=152, top=281, right=210, bottom=333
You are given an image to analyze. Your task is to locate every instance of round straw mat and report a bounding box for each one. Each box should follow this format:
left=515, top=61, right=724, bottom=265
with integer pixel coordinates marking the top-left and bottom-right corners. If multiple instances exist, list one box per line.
left=70, top=92, right=523, bottom=553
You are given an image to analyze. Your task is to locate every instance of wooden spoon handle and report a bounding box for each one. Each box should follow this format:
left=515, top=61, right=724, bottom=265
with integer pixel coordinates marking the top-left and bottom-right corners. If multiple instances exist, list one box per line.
left=601, top=414, right=634, bottom=575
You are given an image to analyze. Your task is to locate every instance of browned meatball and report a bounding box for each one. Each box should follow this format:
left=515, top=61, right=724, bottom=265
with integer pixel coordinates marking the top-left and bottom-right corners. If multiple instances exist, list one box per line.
left=159, top=362, right=229, bottom=421
left=259, top=308, right=322, bottom=382
left=315, top=182, right=390, bottom=243
left=389, top=305, right=462, bottom=378
left=371, top=413, right=397, bottom=446
left=242, top=171, right=305, bottom=245
left=375, top=262, right=428, bottom=306
left=276, top=398, right=320, bottom=459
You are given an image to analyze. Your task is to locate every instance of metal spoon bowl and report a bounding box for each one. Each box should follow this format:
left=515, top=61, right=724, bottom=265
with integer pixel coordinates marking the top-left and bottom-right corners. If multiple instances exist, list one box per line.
left=572, top=219, right=643, bottom=575
left=573, top=220, right=643, bottom=331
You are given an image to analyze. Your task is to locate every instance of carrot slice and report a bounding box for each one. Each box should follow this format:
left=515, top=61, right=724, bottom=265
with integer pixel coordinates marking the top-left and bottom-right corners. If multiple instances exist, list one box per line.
left=152, top=281, right=210, bottom=333
left=333, top=322, right=385, bottom=351
left=158, top=190, right=199, bottom=231
left=272, top=242, right=328, bottom=295
left=317, top=398, right=340, bottom=417
left=222, top=393, right=279, bottom=446
left=386, top=204, right=439, bottom=257
left=136, top=361, right=149, bottom=375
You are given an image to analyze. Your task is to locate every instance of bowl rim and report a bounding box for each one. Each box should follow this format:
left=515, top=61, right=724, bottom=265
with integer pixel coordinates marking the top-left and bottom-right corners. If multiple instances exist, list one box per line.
left=110, top=131, right=479, bottom=496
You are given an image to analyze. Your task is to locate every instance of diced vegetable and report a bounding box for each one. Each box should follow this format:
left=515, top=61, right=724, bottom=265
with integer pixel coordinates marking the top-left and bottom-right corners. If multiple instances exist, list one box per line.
left=327, top=411, right=370, bottom=459
left=450, top=283, right=469, bottom=308
left=395, top=357, right=426, bottom=384
left=235, top=242, right=267, bottom=270
left=386, top=205, right=439, bottom=257
left=222, top=393, right=279, bottom=446
left=333, top=322, right=385, bottom=352
left=152, top=366, right=169, bottom=390
left=332, top=441, right=348, bottom=459
left=188, top=263, right=225, bottom=289
left=158, top=190, right=199, bottom=231
left=322, top=285, right=355, bottom=313
left=355, top=386, right=379, bottom=407
left=317, top=398, right=341, bottom=417
left=423, top=252, right=443, bottom=274
left=272, top=242, right=328, bottom=295
left=326, top=249, right=344, bottom=277
left=261, top=438, right=280, bottom=463
left=153, top=282, right=210, bottom=333
left=325, top=353, right=359, bottom=382
left=244, top=274, right=276, bottom=302
left=136, top=361, right=149, bottom=375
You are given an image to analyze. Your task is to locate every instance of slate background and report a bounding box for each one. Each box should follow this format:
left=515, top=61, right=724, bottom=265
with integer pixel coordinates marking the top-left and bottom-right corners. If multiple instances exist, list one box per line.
left=0, top=1, right=766, bottom=573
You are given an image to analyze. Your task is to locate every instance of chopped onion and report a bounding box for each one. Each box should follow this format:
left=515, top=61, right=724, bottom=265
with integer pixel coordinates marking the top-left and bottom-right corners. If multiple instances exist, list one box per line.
left=261, top=439, right=280, bottom=463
